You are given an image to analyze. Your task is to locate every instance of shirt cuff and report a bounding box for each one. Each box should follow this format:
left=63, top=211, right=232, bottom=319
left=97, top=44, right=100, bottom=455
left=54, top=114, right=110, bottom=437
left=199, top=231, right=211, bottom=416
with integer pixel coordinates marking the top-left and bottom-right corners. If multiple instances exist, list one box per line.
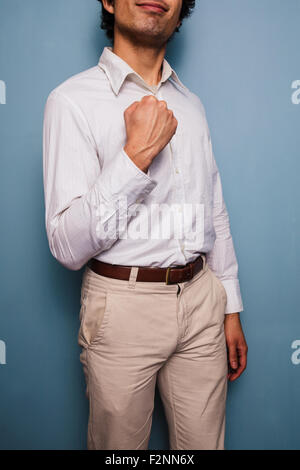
left=99, top=147, right=157, bottom=207
left=221, top=278, right=244, bottom=314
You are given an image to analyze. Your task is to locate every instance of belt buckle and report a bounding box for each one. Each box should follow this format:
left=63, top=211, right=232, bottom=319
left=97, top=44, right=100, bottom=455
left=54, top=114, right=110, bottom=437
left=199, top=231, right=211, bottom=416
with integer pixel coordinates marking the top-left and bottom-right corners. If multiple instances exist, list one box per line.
left=166, top=263, right=193, bottom=285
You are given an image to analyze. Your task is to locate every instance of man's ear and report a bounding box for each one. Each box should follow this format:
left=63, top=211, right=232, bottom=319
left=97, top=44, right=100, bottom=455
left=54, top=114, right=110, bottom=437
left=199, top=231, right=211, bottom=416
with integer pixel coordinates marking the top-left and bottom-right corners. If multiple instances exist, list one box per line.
left=102, top=0, right=115, bottom=15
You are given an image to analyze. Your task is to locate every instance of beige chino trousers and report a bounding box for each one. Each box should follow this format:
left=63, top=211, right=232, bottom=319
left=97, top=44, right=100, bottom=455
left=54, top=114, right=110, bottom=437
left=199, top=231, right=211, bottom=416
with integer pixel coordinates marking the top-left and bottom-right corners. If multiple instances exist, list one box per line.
left=78, top=254, right=228, bottom=450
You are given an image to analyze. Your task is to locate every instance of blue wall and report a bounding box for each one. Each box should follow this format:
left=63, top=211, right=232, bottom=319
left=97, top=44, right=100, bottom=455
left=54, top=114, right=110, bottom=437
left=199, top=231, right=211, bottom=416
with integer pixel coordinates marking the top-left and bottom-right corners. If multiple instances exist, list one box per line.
left=0, top=0, right=299, bottom=450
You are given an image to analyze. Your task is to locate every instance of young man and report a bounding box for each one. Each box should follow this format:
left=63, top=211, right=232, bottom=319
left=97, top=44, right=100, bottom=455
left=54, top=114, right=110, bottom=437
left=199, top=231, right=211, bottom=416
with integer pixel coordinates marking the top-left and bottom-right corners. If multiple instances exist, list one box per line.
left=43, top=0, right=248, bottom=450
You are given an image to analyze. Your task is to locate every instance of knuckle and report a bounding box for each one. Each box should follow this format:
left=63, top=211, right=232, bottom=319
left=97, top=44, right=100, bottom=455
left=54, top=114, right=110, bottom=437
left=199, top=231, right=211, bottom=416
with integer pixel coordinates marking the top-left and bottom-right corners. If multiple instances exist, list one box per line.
left=158, top=99, right=167, bottom=107
left=143, top=94, right=156, bottom=102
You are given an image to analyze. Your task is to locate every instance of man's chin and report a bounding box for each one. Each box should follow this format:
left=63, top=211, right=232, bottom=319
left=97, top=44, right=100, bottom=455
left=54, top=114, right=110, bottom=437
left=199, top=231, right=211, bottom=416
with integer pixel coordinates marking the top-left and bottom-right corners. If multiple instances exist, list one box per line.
left=131, top=27, right=167, bottom=44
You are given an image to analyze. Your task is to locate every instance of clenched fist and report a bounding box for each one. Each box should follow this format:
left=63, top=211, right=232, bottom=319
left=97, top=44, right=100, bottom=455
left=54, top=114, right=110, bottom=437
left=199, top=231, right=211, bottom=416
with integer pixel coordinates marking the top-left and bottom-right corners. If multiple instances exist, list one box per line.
left=123, top=95, right=178, bottom=173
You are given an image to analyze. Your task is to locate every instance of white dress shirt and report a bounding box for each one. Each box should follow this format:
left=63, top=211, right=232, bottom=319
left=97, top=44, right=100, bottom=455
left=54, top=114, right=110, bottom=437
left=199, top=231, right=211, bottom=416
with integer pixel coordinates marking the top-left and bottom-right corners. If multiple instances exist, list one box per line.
left=43, top=46, right=244, bottom=314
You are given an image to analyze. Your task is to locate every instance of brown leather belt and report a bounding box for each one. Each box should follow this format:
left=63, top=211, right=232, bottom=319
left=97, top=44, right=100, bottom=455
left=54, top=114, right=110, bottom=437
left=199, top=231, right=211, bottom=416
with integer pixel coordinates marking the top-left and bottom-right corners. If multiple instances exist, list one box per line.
left=87, top=253, right=206, bottom=285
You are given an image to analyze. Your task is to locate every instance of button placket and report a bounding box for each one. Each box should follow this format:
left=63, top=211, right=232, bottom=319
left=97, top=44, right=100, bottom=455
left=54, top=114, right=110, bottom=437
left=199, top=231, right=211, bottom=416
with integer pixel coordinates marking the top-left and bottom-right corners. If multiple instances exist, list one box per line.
left=173, top=131, right=186, bottom=261
left=151, top=87, right=187, bottom=264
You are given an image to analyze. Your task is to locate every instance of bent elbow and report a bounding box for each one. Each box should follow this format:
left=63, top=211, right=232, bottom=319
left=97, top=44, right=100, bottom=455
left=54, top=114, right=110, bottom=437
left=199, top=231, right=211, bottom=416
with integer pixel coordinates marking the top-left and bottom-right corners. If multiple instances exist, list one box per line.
left=48, top=233, right=86, bottom=272
left=58, top=256, right=85, bottom=272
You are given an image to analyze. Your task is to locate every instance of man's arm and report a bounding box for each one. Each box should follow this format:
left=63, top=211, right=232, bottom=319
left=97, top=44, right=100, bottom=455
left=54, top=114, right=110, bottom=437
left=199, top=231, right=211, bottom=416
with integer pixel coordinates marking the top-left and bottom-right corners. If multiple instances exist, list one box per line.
left=43, top=90, right=157, bottom=271
left=205, top=133, right=248, bottom=381
left=205, top=139, right=244, bottom=314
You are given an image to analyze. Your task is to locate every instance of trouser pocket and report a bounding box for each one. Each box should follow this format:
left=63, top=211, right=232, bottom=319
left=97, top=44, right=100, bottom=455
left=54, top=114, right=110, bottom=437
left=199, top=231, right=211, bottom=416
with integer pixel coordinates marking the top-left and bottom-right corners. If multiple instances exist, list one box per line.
left=208, top=268, right=228, bottom=305
left=78, top=271, right=110, bottom=348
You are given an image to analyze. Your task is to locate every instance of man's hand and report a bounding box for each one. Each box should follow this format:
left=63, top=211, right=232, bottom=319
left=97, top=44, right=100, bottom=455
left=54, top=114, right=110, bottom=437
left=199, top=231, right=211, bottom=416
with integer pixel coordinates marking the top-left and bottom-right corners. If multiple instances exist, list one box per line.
left=123, top=95, right=178, bottom=173
left=224, top=313, right=248, bottom=382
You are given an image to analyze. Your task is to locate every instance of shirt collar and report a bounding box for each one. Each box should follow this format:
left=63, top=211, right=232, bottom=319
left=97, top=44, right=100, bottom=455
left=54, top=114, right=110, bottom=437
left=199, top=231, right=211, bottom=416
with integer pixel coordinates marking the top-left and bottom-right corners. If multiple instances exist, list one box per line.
left=98, top=46, right=187, bottom=95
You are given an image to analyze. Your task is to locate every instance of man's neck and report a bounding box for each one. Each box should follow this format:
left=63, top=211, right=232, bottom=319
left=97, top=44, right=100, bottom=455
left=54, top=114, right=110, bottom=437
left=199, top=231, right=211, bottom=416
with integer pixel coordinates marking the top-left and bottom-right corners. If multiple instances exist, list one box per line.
left=112, top=37, right=166, bottom=87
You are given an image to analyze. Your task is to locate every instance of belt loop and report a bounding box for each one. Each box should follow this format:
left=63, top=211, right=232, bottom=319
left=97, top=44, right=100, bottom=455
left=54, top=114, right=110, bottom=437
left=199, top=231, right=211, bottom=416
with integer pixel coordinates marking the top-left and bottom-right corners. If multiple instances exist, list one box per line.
left=201, top=252, right=206, bottom=270
left=128, top=267, right=139, bottom=289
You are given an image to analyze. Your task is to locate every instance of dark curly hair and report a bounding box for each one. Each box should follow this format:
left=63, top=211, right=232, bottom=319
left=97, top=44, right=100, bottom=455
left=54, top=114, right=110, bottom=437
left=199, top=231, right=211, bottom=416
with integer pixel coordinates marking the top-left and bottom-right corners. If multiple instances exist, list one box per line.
left=97, top=1, right=196, bottom=42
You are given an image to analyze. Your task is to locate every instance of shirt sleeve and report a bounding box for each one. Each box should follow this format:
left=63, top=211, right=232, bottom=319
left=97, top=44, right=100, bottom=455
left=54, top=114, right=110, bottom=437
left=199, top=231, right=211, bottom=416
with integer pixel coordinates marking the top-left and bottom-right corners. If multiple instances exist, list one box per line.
left=43, top=90, right=157, bottom=271
left=205, top=136, right=244, bottom=314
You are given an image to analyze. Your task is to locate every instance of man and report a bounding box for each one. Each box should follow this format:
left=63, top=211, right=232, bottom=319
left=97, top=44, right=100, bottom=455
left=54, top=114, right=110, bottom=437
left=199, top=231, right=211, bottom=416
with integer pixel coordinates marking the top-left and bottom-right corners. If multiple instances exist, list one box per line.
left=43, top=0, right=248, bottom=450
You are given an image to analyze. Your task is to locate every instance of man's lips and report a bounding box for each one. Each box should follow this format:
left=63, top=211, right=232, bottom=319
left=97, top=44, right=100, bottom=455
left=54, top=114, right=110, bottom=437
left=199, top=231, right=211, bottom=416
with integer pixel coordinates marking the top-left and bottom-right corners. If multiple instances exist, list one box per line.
left=137, top=2, right=167, bottom=13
